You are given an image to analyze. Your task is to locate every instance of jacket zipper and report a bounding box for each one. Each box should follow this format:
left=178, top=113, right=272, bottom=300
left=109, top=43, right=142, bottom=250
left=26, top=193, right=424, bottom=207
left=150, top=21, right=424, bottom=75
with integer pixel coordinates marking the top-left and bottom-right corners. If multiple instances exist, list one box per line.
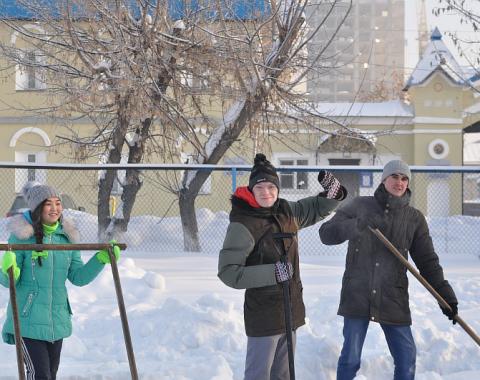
left=31, top=258, right=36, bottom=280
left=272, top=215, right=296, bottom=322
left=48, top=234, right=55, bottom=342
left=25, top=246, right=38, bottom=316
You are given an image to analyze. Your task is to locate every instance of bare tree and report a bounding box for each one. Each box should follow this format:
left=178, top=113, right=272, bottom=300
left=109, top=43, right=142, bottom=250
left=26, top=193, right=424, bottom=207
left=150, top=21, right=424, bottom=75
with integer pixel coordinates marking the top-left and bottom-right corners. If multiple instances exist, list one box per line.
left=0, top=0, right=352, bottom=250
left=357, top=70, right=405, bottom=102
left=432, top=0, right=480, bottom=67
left=169, top=0, right=355, bottom=251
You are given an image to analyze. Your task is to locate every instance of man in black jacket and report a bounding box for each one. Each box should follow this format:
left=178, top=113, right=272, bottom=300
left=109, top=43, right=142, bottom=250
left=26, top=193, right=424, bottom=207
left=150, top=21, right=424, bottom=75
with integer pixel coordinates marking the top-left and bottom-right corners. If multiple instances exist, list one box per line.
left=319, top=159, right=458, bottom=380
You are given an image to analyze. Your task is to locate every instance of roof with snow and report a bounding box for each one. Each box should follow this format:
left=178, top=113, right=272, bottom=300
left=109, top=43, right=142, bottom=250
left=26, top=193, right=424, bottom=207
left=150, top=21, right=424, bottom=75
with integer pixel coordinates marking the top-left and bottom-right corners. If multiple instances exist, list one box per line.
left=0, top=2, right=34, bottom=19
left=169, top=0, right=269, bottom=21
left=0, top=0, right=73, bottom=19
left=405, top=27, right=470, bottom=89
left=312, top=100, right=413, bottom=118
left=0, top=0, right=269, bottom=21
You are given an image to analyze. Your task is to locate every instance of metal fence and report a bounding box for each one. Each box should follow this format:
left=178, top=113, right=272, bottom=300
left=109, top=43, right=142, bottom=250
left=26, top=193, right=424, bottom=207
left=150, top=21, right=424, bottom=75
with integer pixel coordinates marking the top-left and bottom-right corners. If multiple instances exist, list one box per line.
left=1, top=163, right=480, bottom=256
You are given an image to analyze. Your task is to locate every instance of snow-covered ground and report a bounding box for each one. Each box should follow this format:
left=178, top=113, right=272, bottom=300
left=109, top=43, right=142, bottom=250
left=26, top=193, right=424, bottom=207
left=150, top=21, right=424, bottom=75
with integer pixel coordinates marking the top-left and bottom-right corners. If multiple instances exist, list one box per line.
left=0, top=210, right=479, bottom=379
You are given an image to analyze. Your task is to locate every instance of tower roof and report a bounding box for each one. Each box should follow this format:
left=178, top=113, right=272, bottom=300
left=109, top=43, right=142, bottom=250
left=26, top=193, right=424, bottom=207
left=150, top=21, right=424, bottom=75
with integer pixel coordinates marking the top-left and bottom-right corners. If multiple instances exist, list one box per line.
left=405, top=27, right=468, bottom=89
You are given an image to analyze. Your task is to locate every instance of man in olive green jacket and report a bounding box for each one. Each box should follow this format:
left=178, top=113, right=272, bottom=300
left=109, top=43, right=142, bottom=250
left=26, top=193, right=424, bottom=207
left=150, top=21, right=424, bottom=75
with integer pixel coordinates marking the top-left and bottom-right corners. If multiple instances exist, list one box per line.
left=218, top=153, right=346, bottom=380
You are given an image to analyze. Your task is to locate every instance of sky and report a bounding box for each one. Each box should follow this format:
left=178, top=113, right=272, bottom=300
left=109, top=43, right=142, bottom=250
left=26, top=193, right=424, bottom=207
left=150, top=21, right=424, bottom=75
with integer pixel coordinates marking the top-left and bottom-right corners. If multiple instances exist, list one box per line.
left=405, top=0, right=480, bottom=70
left=0, top=209, right=478, bottom=379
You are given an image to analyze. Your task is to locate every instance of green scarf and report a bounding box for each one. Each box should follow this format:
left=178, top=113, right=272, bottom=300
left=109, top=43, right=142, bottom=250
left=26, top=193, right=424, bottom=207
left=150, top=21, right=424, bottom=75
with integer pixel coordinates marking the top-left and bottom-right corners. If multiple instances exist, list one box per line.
left=42, top=221, right=59, bottom=235
left=33, top=221, right=59, bottom=261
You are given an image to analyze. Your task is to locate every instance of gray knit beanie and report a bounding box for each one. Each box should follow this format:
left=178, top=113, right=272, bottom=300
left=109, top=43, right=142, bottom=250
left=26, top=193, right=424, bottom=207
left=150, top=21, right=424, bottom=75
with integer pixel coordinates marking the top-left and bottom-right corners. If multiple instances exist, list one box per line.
left=381, top=160, right=411, bottom=182
left=22, top=182, right=61, bottom=212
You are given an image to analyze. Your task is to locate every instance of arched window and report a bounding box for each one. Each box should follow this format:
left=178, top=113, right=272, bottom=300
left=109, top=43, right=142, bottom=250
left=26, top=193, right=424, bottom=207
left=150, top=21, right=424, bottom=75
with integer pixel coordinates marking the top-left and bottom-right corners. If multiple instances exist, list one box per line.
left=10, top=127, right=50, bottom=192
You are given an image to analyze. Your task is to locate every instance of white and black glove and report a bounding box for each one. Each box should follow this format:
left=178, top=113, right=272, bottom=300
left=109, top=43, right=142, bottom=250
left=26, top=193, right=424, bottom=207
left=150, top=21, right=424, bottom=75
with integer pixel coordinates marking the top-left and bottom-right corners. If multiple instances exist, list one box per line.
left=318, top=170, right=344, bottom=200
left=274, top=261, right=294, bottom=283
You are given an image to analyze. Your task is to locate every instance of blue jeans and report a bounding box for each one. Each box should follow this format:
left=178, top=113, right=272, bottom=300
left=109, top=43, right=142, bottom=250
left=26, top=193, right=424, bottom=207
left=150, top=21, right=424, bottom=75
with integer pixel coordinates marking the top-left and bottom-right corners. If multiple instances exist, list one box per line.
left=337, top=317, right=416, bottom=380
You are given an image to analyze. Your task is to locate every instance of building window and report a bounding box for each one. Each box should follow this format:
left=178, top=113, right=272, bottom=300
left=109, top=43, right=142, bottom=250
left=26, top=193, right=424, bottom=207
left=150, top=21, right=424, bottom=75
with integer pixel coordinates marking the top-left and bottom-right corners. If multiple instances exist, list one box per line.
left=27, top=154, right=36, bottom=182
left=14, top=151, right=47, bottom=193
left=428, top=139, right=450, bottom=159
left=279, top=159, right=309, bottom=190
left=15, top=51, right=47, bottom=90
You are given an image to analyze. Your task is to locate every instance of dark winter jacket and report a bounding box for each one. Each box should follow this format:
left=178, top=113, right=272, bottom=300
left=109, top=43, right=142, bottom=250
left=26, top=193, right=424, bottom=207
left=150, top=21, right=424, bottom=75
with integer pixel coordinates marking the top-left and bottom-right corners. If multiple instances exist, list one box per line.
left=218, top=186, right=341, bottom=337
left=0, top=211, right=105, bottom=344
left=319, top=184, right=457, bottom=325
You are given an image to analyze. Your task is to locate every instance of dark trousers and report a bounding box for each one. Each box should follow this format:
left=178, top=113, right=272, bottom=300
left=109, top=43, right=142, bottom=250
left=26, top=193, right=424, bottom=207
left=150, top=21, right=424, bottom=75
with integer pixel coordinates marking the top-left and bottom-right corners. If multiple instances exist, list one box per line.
left=337, top=317, right=416, bottom=380
left=22, top=337, right=63, bottom=380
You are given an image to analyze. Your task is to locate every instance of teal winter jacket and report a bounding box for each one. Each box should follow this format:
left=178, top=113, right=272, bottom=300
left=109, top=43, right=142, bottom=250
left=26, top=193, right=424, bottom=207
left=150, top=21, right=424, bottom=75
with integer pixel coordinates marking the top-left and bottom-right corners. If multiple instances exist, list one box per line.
left=0, top=211, right=105, bottom=344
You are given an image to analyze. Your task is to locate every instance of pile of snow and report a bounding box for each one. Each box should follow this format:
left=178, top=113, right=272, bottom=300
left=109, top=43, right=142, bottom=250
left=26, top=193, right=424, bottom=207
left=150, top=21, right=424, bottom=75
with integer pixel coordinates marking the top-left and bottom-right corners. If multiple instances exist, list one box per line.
left=55, top=209, right=480, bottom=257
left=0, top=210, right=478, bottom=379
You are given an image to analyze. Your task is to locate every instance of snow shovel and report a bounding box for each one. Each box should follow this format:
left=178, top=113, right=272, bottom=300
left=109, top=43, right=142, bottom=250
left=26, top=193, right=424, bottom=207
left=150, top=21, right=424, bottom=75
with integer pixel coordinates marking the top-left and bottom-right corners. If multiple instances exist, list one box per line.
left=107, top=245, right=139, bottom=380
left=7, top=266, right=26, bottom=380
left=272, top=232, right=296, bottom=380
left=369, top=227, right=480, bottom=347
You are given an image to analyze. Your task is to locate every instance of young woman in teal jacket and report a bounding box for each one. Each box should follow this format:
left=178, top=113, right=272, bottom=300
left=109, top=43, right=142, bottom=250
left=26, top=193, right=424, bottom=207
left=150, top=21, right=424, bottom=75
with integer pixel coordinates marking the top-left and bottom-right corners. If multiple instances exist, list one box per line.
left=0, top=183, right=120, bottom=379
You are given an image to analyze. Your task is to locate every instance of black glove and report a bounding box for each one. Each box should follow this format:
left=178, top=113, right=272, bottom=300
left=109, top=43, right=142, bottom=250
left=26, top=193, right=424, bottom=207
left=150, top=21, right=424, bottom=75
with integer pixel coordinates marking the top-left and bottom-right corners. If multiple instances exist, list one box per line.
left=357, top=214, right=385, bottom=232
left=440, top=302, right=458, bottom=325
left=274, top=261, right=294, bottom=283
left=318, top=170, right=343, bottom=200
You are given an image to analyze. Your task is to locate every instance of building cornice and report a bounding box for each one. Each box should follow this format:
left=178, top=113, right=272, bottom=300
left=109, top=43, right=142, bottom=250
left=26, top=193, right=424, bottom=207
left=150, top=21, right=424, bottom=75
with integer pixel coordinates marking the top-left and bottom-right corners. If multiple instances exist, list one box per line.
left=0, top=116, right=91, bottom=124
left=413, top=117, right=463, bottom=124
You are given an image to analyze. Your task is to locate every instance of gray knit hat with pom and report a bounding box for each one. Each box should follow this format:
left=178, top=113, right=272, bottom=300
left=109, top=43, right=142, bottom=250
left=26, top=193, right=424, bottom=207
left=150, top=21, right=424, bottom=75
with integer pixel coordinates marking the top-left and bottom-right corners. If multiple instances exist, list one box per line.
left=22, top=181, right=61, bottom=212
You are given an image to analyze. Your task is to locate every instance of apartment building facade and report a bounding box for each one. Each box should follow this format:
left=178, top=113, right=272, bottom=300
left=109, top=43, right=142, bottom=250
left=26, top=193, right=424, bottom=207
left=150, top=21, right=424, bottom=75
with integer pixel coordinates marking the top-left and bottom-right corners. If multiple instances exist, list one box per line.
left=306, top=0, right=405, bottom=102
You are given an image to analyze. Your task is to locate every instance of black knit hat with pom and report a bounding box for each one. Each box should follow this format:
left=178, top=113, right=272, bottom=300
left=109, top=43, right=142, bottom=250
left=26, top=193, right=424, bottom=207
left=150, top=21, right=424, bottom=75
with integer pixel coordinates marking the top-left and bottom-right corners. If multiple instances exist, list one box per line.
left=248, top=153, right=280, bottom=190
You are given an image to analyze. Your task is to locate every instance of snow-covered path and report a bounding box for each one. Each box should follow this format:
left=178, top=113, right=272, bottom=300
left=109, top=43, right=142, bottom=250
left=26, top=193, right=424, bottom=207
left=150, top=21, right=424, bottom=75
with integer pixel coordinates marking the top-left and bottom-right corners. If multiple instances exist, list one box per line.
left=0, top=253, right=478, bottom=379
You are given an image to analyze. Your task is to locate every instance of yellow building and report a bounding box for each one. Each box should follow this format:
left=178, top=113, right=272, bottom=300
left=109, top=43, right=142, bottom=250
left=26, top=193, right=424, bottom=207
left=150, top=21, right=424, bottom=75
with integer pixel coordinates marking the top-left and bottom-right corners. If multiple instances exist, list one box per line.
left=267, top=28, right=480, bottom=216
left=0, top=25, right=479, bottom=218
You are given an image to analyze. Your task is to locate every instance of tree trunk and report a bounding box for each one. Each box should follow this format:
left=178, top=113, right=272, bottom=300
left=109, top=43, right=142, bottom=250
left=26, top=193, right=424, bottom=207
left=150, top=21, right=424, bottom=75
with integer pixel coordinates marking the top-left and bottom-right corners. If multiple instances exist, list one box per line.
left=176, top=12, right=306, bottom=251
left=97, top=95, right=131, bottom=239
left=107, top=176, right=142, bottom=236
left=107, top=119, right=151, bottom=239
left=177, top=97, right=261, bottom=251
left=179, top=189, right=201, bottom=252
left=98, top=170, right=117, bottom=238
